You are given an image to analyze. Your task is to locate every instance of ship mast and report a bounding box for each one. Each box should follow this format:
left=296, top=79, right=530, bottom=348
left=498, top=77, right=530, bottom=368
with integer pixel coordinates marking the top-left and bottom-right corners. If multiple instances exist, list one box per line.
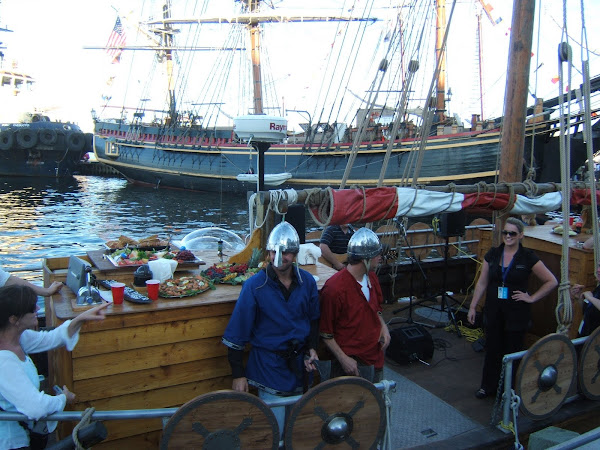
left=245, top=0, right=263, bottom=115
left=163, top=0, right=177, bottom=124
left=148, top=4, right=378, bottom=119
left=435, top=0, right=448, bottom=121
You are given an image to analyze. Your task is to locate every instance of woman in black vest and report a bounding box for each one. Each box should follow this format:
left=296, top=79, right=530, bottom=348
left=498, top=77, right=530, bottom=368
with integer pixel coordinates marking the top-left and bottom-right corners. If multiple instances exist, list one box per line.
left=467, top=217, right=558, bottom=399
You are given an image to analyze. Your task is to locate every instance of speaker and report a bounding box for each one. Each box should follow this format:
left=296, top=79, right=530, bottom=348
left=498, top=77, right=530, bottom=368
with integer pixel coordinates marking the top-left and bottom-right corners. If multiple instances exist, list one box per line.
left=438, top=211, right=466, bottom=238
left=284, top=204, right=306, bottom=244
left=386, top=324, right=434, bottom=364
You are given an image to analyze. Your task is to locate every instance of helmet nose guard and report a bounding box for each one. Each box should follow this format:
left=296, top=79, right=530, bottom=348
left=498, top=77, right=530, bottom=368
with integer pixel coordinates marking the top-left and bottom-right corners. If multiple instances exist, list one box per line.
left=266, top=222, right=300, bottom=267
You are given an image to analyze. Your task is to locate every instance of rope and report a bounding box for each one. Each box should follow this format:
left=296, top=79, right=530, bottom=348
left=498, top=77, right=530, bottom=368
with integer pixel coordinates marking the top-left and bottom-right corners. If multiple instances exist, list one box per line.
left=510, top=391, right=524, bottom=450
left=497, top=183, right=516, bottom=218
left=307, top=187, right=334, bottom=227
left=555, top=2, right=574, bottom=334
left=380, top=380, right=395, bottom=450
left=71, top=407, right=95, bottom=450
left=579, top=0, right=600, bottom=268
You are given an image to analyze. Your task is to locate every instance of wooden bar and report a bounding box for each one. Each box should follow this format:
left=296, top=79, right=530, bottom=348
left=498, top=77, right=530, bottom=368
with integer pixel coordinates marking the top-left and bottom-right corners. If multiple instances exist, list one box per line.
left=477, top=225, right=594, bottom=340
left=44, top=251, right=336, bottom=448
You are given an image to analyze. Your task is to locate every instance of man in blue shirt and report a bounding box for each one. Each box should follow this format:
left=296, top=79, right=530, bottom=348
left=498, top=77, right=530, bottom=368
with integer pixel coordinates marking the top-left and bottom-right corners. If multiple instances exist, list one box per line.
left=222, top=221, right=320, bottom=441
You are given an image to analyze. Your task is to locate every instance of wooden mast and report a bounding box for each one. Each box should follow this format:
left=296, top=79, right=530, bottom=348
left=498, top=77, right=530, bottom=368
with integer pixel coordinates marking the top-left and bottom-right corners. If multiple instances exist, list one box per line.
left=493, top=0, right=535, bottom=243
left=435, top=0, right=448, bottom=121
left=163, top=0, right=178, bottom=124
left=499, top=0, right=535, bottom=183
left=247, top=0, right=264, bottom=115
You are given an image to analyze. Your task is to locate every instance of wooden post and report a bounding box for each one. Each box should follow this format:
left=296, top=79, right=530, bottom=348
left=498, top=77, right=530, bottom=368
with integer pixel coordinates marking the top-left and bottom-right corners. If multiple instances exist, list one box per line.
left=495, top=0, right=536, bottom=243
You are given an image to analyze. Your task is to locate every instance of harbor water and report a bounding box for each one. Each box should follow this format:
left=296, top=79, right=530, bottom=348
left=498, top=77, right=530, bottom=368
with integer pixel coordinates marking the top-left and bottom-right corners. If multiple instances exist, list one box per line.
left=0, top=176, right=251, bottom=278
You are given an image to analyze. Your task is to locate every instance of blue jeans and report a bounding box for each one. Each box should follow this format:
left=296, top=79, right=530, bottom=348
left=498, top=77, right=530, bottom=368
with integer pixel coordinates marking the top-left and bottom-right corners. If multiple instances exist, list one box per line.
left=258, top=388, right=287, bottom=442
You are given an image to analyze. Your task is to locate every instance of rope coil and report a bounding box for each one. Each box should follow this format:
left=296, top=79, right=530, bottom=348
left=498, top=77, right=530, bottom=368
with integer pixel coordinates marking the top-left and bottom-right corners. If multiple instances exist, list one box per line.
left=72, top=407, right=95, bottom=450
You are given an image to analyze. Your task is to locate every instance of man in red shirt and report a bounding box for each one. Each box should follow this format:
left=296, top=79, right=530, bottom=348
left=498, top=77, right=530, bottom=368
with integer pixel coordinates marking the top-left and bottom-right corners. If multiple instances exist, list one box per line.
left=319, top=227, right=391, bottom=382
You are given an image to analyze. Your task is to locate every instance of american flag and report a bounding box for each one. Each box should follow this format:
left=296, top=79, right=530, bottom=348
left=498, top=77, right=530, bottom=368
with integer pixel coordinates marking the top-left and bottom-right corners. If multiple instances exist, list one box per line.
left=105, top=17, right=126, bottom=63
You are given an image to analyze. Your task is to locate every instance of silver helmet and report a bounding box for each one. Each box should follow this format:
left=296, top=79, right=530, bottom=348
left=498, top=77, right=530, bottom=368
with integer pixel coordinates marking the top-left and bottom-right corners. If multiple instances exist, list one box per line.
left=347, top=227, right=382, bottom=260
left=266, top=222, right=300, bottom=255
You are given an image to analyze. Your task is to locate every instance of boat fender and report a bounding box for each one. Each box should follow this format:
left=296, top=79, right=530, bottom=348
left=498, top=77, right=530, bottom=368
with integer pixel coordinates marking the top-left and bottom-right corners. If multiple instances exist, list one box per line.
left=39, top=128, right=58, bottom=146
left=15, top=128, right=38, bottom=149
left=67, top=132, right=86, bottom=152
left=0, top=130, right=13, bottom=151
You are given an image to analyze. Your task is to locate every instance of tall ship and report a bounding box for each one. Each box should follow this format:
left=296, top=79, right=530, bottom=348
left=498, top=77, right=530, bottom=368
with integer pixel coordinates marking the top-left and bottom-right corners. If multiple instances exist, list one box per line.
left=92, top=0, right=600, bottom=193
left=0, top=12, right=91, bottom=178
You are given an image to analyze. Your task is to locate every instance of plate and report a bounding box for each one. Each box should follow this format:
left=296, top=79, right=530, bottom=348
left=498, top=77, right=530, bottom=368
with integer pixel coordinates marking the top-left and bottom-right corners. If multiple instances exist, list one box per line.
left=552, top=229, right=577, bottom=236
left=159, top=275, right=212, bottom=298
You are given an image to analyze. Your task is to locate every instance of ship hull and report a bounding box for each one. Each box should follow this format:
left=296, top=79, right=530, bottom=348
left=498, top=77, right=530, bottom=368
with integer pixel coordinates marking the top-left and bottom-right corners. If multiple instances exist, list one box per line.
left=93, top=121, right=595, bottom=193
left=0, top=122, right=91, bottom=178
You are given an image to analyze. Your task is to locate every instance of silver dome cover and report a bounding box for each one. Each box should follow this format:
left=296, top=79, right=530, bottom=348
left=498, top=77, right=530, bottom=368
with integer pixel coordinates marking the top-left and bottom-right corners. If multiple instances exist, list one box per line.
left=266, top=222, right=300, bottom=254
left=347, top=227, right=382, bottom=260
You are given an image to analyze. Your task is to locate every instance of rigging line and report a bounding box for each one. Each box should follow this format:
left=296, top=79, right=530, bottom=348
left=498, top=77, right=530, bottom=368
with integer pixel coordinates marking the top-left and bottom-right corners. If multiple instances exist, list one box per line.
left=526, top=0, right=544, bottom=181
left=579, top=0, right=599, bottom=266
left=378, top=59, right=419, bottom=187
left=410, top=0, right=458, bottom=187
left=556, top=0, right=574, bottom=333
left=317, top=0, right=377, bottom=128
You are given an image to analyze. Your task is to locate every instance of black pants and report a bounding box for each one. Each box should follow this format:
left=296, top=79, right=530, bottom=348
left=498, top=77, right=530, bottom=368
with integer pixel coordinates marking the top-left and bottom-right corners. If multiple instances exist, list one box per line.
left=481, top=313, right=526, bottom=393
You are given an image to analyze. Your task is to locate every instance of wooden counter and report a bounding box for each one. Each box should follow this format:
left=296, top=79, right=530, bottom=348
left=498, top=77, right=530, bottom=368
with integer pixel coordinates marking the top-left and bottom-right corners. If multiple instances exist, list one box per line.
left=477, top=225, right=595, bottom=340
left=45, top=253, right=336, bottom=448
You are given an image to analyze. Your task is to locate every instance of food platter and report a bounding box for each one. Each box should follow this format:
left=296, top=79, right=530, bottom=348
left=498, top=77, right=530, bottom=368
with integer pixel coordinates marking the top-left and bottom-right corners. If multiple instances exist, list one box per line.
left=159, top=275, right=213, bottom=298
left=201, top=263, right=261, bottom=285
left=105, top=234, right=169, bottom=250
left=551, top=226, right=577, bottom=236
left=106, top=249, right=203, bottom=268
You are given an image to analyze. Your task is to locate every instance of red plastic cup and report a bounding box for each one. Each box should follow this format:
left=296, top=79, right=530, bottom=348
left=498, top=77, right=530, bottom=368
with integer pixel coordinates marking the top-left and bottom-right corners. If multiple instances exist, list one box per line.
left=146, top=279, right=160, bottom=301
left=111, top=282, right=126, bottom=305
left=569, top=217, right=574, bottom=226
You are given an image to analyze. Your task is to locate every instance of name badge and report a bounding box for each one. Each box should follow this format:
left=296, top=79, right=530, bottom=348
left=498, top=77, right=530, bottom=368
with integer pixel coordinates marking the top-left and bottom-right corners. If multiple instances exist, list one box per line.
left=498, top=287, right=508, bottom=299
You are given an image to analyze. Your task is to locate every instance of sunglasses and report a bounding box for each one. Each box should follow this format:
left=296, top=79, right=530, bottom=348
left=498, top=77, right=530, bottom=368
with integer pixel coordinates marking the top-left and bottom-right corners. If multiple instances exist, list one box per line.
left=502, top=230, right=518, bottom=237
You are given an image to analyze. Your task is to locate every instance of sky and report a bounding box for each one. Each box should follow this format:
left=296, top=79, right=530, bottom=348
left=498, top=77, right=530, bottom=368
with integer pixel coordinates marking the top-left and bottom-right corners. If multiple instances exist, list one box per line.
left=1, top=0, right=599, bottom=133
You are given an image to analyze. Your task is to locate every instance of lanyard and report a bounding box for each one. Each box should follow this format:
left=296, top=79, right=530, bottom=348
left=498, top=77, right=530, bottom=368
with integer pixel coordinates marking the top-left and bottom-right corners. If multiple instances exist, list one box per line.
left=501, top=251, right=515, bottom=286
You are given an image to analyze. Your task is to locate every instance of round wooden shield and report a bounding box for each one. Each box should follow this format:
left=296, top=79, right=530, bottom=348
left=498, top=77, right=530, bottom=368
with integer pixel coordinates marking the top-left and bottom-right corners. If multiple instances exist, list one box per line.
left=578, top=326, right=600, bottom=400
left=160, top=390, right=279, bottom=450
left=515, top=333, right=577, bottom=420
left=284, top=376, right=386, bottom=449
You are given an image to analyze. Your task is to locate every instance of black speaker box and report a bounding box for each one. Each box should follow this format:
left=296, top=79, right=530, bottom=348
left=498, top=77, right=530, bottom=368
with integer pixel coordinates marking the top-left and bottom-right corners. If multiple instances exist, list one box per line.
left=386, top=324, right=434, bottom=364
left=439, top=211, right=466, bottom=238
left=283, top=204, right=305, bottom=244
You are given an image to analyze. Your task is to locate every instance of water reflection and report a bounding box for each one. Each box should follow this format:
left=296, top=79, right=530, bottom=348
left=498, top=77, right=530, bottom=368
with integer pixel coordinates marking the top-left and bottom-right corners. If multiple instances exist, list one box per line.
left=0, top=176, right=248, bottom=271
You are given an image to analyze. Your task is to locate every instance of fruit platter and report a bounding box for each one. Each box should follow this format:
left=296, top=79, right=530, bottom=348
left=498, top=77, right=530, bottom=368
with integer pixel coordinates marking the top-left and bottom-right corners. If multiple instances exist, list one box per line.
left=159, top=275, right=213, bottom=298
left=107, top=248, right=202, bottom=267
left=201, top=263, right=261, bottom=285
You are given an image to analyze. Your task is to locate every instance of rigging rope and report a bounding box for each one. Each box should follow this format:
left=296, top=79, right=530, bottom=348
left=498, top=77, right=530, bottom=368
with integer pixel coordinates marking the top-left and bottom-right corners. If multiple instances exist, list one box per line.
left=556, top=1, right=574, bottom=334
left=410, top=0, right=458, bottom=187
left=580, top=0, right=600, bottom=266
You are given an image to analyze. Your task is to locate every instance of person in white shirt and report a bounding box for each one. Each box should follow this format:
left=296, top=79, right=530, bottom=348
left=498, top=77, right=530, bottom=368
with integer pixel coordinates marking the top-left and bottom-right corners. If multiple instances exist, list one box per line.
left=0, top=265, right=63, bottom=297
left=0, top=285, right=108, bottom=449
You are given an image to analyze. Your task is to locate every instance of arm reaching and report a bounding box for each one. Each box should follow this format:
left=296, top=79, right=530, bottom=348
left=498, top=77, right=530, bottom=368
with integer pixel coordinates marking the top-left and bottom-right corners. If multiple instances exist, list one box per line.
left=67, top=302, right=109, bottom=338
left=5, top=276, right=63, bottom=297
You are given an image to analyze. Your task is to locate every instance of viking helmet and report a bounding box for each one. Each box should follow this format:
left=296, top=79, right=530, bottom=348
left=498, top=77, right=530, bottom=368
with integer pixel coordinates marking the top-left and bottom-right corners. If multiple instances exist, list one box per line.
left=347, top=227, right=382, bottom=260
left=267, top=222, right=300, bottom=267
